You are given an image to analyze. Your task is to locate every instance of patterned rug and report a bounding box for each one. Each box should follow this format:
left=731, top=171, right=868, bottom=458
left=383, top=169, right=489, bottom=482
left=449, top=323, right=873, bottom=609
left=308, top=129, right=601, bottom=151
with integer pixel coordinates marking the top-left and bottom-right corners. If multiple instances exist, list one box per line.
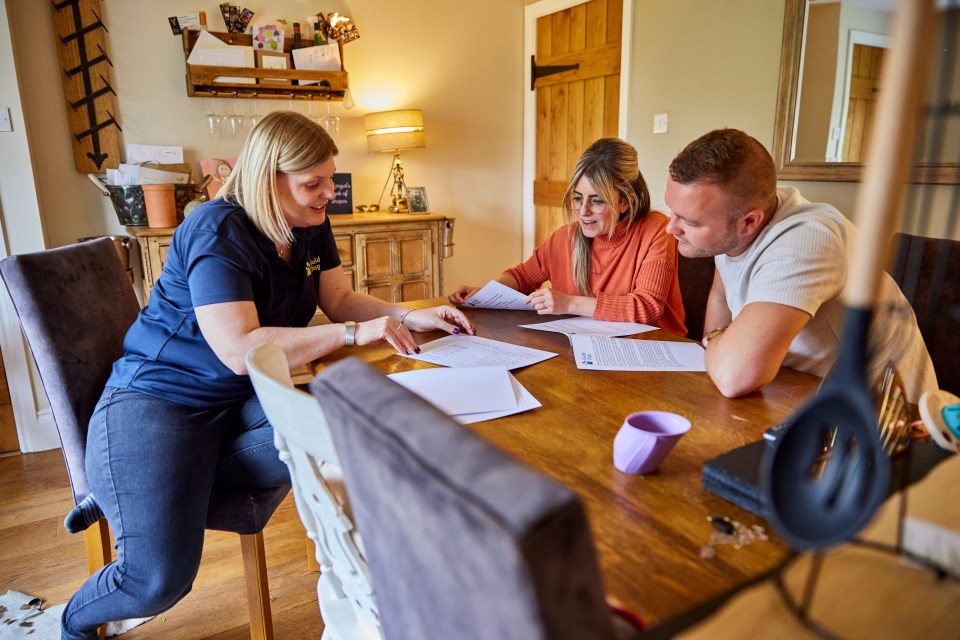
left=0, top=590, right=151, bottom=639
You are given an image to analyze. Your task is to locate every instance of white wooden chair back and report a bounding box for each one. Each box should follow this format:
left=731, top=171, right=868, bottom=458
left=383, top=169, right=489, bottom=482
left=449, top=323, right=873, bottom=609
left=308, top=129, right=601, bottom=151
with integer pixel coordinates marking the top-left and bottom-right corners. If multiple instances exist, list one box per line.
left=246, top=344, right=383, bottom=640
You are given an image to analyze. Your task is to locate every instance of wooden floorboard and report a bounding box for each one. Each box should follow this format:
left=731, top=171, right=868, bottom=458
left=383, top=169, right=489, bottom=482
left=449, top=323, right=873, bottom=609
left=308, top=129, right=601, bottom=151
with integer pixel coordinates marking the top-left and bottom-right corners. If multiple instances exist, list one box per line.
left=0, top=449, right=324, bottom=638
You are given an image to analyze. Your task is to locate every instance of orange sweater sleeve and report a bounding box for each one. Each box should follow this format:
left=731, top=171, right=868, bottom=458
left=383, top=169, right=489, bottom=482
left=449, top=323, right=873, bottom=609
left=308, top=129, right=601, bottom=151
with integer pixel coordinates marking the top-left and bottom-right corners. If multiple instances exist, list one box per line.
left=503, top=226, right=570, bottom=293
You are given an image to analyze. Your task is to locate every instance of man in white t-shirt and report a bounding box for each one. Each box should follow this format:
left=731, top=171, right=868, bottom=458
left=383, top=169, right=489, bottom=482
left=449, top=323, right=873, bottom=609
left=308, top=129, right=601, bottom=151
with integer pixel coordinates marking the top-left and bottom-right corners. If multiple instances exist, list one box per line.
left=664, top=128, right=936, bottom=401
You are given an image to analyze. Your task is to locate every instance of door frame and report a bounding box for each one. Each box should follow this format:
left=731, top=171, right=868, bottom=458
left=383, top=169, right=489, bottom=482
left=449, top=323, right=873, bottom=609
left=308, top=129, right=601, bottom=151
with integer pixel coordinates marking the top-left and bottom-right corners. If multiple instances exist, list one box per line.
left=522, top=0, right=633, bottom=257
left=0, top=0, right=59, bottom=453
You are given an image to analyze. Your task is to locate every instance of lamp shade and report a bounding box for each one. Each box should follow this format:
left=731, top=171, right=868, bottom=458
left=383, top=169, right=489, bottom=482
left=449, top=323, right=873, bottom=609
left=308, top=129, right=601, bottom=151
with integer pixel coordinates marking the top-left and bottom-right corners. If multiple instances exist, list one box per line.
left=364, top=109, right=426, bottom=153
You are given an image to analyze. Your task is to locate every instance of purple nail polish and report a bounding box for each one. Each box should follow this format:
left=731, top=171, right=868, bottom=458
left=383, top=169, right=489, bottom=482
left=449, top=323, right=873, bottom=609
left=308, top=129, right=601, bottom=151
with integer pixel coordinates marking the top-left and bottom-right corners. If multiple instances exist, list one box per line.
left=415, top=347, right=421, bottom=354
left=453, top=328, right=461, bottom=334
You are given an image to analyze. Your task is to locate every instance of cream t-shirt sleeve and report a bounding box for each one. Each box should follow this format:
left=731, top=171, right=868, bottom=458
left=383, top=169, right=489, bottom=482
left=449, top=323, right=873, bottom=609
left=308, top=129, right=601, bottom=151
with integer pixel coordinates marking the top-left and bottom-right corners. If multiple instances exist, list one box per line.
left=742, top=216, right=847, bottom=317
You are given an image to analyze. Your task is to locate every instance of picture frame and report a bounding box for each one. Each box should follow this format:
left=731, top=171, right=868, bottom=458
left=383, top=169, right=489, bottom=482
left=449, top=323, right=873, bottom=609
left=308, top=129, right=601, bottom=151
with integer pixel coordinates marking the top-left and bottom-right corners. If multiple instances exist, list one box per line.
left=406, top=186, right=429, bottom=214
left=255, top=50, right=291, bottom=85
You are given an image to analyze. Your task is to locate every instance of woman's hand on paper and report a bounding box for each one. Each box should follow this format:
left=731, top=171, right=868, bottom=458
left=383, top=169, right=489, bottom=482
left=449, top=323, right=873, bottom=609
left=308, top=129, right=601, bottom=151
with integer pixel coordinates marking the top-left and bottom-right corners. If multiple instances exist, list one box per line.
left=526, top=288, right=571, bottom=315
left=448, top=285, right=478, bottom=306
left=400, top=306, right=475, bottom=336
left=356, top=316, right=421, bottom=355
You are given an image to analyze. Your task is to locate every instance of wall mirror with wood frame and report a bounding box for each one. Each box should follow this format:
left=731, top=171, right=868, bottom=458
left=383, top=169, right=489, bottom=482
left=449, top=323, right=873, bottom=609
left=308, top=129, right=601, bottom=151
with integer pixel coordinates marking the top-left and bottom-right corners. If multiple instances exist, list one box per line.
left=772, top=0, right=960, bottom=184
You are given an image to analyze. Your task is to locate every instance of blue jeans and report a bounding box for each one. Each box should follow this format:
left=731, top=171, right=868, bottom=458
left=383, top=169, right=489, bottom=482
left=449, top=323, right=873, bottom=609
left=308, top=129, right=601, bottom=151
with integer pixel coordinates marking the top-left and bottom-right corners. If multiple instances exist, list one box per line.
left=60, top=387, right=290, bottom=640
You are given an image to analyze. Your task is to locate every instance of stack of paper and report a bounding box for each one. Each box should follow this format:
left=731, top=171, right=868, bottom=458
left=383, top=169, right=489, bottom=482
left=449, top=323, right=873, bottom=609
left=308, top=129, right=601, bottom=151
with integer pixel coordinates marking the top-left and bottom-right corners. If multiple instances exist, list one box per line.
left=388, top=366, right=540, bottom=425
left=105, top=164, right=189, bottom=186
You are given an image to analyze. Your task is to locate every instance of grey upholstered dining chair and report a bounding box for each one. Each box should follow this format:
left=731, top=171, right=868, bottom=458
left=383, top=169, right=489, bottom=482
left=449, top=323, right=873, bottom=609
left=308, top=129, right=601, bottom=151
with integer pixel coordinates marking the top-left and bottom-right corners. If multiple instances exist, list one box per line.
left=890, top=233, right=960, bottom=395
left=0, top=238, right=287, bottom=639
left=246, top=344, right=382, bottom=640
left=310, top=358, right=644, bottom=640
left=677, top=254, right=715, bottom=341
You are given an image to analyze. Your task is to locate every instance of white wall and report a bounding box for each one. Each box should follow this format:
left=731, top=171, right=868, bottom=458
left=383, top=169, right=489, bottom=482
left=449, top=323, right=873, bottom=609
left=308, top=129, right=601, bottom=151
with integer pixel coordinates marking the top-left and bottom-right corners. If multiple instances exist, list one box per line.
left=625, top=0, right=789, bottom=212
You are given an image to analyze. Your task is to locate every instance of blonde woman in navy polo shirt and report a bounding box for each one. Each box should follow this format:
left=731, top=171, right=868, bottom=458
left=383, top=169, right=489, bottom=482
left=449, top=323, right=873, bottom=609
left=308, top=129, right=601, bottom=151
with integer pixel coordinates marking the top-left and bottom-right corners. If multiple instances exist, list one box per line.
left=59, top=111, right=473, bottom=640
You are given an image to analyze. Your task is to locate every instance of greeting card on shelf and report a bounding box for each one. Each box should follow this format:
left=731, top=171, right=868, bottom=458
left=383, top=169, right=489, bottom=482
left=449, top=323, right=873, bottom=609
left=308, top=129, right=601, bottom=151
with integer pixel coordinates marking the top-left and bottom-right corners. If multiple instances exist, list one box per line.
left=252, top=24, right=284, bottom=51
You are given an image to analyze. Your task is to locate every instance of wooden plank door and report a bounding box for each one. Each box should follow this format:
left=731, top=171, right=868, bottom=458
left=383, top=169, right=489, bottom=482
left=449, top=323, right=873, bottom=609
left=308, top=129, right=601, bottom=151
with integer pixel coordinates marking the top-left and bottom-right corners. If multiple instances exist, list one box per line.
left=533, top=0, right=622, bottom=246
left=842, top=44, right=885, bottom=163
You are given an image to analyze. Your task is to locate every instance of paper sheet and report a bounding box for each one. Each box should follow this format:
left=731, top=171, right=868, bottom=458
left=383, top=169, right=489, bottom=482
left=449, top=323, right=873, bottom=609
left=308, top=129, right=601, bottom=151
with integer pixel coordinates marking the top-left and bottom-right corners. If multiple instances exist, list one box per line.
left=520, top=317, right=658, bottom=337
left=125, top=144, right=184, bottom=165
left=570, top=335, right=706, bottom=371
left=291, top=44, right=342, bottom=84
left=187, top=30, right=256, bottom=84
left=402, top=335, right=557, bottom=370
left=463, top=281, right=534, bottom=311
left=387, top=366, right=518, bottom=415
left=455, top=373, right=542, bottom=424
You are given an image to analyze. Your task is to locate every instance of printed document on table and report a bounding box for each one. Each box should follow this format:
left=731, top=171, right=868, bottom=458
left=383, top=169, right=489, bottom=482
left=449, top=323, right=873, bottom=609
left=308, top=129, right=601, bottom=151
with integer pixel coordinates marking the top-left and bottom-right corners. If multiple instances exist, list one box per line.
left=388, top=366, right=541, bottom=425
left=520, top=317, right=658, bottom=337
left=386, top=366, right=517, bottom=415
left=403, top=335, right=557, bottom=370
left=463, top=281, right=533, bottom=311
left=570, top=335, right=706, bottom=371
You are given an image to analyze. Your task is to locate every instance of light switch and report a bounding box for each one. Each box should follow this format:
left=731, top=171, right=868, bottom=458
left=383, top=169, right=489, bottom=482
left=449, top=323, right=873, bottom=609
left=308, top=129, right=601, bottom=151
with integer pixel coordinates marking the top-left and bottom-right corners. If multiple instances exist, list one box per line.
left=653, top=113, right=669, bottom=134
left=0, top=107, right=11, bottom=132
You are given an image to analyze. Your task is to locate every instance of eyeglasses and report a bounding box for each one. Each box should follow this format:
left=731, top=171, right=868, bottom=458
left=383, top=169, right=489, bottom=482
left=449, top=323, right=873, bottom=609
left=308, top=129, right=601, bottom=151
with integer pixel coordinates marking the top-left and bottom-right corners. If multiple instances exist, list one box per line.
left=567, top=194, right=608, bottom=215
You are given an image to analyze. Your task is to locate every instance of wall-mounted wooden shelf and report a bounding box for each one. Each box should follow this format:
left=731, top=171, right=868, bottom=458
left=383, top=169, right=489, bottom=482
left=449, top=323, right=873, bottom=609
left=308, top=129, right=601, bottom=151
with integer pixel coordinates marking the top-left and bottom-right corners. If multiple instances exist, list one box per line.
left=181, top=28, right=348, bottom=100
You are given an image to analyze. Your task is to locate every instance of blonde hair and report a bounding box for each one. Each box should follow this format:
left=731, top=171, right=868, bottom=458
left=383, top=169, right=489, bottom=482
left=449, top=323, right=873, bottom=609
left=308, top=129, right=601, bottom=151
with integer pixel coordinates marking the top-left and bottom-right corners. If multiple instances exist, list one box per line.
left=563, top=137, right=651, bottom=295
left=220, top=111, right=338, bottom=245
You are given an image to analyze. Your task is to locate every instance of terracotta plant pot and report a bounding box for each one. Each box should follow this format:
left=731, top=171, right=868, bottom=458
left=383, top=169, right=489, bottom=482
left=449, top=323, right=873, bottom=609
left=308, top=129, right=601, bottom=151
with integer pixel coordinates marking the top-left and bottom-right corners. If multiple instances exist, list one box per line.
left=142, top=183, right=178, bottom=228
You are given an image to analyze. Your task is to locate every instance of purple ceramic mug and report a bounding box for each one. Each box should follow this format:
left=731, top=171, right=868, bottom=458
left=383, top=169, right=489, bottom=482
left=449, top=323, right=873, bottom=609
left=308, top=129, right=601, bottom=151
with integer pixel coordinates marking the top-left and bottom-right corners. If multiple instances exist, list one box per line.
left=613, top=411, right=691, bottom=474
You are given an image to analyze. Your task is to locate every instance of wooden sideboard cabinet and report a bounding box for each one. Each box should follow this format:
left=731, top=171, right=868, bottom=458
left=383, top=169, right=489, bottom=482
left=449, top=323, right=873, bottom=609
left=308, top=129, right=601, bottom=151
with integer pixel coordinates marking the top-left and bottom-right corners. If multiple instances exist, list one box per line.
left=126, top=212, right=454, bottom=304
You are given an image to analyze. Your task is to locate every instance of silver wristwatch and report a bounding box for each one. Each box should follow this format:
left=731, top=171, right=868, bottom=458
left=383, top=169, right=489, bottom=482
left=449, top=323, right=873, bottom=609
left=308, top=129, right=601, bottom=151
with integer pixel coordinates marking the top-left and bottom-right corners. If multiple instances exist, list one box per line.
left=344, top=321, right=357, bottom=347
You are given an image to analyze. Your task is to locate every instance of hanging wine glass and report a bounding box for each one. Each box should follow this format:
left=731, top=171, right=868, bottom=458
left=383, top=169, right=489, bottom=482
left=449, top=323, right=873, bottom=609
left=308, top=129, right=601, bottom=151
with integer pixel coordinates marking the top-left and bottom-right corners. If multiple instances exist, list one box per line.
left=248, top=93, right=261, bottom=130
left=227, top=92, right=246, bottom=138
left=205, top=95, right=224, bottom=139
left=307, top=96, right=322, bottom=124
left=341, top=87, right=355, bottom=110
left=321, top=99, right=340, bottom=134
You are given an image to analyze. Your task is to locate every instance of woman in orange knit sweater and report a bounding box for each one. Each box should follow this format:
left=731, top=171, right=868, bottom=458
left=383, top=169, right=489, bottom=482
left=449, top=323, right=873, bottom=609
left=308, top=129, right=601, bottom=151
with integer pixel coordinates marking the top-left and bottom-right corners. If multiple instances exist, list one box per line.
left=450, top=137, right=686, bottom=335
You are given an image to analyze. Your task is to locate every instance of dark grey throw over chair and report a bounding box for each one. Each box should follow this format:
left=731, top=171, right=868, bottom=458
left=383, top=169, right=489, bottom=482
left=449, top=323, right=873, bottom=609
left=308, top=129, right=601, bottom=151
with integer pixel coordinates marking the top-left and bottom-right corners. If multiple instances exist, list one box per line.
left=678, top=255, right=715, bottom=341
left=0, top=238, right=286, bottom=638
left=311, top=357, right=639, bottom=640
left=890, top=233, right=960, bottom=395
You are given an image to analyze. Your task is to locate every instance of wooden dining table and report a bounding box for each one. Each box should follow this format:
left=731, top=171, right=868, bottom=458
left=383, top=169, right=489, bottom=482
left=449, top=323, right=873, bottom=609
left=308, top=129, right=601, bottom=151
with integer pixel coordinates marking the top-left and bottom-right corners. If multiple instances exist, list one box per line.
left=293, top=299, right=820, bottom=632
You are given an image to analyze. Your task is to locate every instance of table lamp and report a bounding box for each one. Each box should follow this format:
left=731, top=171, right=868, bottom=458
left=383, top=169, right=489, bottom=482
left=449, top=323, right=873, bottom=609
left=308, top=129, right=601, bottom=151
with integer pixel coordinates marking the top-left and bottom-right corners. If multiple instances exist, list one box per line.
left=364, top=109, right=425, bottom=213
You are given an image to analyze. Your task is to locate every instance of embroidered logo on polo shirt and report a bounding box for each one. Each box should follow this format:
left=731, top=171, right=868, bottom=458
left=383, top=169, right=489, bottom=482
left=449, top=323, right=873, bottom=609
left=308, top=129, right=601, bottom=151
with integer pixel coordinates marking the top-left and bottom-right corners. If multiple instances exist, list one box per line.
left=305, top=256, right=323, bottom=276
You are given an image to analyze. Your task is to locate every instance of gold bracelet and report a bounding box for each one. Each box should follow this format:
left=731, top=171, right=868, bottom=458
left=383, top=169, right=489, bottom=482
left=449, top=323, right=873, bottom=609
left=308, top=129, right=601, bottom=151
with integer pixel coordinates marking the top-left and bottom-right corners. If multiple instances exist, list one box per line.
left=399, top=309, right=413, bottom=326
left=703, top=325, right=728, bottom=347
